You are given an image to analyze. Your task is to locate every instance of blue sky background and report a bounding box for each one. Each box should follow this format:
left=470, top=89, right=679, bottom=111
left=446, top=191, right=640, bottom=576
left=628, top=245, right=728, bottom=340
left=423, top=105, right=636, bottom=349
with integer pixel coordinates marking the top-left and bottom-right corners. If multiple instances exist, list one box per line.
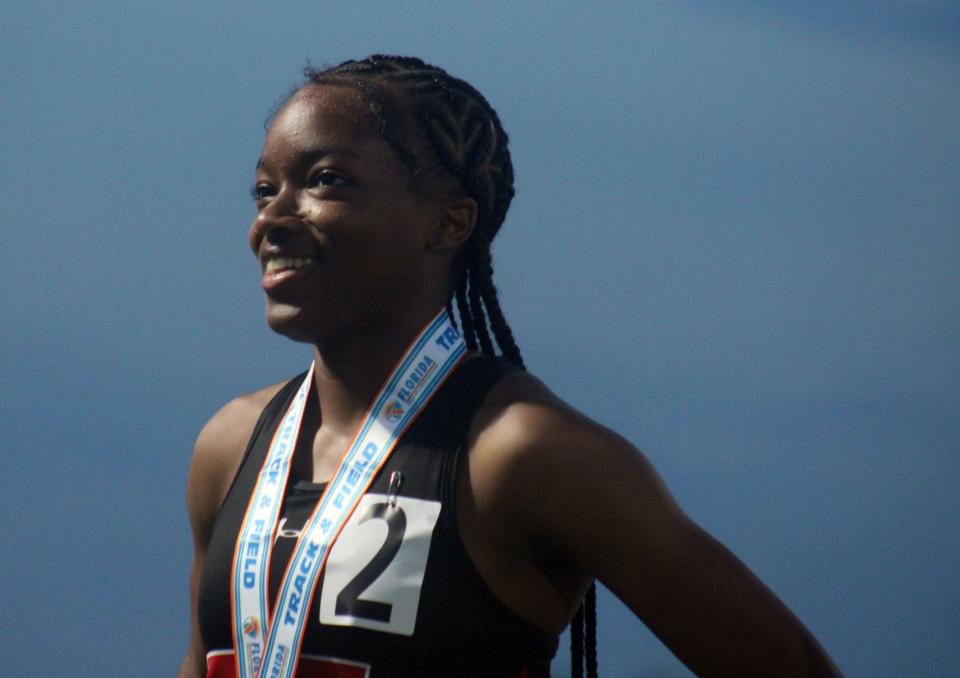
left=2, top=2, right=958, bottom=676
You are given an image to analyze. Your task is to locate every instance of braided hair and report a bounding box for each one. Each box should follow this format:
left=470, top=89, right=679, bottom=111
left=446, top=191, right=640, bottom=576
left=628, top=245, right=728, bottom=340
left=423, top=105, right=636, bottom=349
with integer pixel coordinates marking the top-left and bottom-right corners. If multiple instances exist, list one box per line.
left=302, top=55, right=597, bottom=677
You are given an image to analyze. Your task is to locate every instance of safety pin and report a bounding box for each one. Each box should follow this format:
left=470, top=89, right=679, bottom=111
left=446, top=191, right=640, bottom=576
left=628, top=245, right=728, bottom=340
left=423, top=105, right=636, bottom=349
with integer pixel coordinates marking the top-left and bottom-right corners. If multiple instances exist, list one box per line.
left=387, top=471, right=404, bottom=508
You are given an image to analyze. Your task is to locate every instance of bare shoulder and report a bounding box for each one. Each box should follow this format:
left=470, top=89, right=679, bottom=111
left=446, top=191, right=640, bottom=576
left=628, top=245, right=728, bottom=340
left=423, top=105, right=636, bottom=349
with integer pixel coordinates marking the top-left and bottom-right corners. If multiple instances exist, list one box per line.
left=180, top=380, right=293, bottom=678
left=467, top=368, right=669, bottom=507
left=186, top=380, right=289, bottom=541
left=470, top=369, right=638, bottom=451
left=464, top=368, right=680, bottom=572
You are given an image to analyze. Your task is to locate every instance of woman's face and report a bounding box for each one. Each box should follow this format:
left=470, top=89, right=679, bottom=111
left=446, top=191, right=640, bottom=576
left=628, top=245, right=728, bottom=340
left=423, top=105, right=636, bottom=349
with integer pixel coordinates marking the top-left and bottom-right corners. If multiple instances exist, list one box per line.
left=249, top=84, right=445, bottom=343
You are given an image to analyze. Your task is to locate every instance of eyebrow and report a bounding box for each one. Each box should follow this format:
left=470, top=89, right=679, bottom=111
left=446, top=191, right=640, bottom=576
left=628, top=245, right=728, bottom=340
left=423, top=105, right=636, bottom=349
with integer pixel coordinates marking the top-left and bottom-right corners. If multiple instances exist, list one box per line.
left=255, top=146, right=363, bottom=172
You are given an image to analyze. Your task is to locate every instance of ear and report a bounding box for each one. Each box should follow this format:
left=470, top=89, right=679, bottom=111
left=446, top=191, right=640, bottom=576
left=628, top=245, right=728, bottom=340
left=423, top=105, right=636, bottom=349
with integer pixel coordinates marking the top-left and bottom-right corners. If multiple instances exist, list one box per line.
left=429, top=197, right=477, bottom=253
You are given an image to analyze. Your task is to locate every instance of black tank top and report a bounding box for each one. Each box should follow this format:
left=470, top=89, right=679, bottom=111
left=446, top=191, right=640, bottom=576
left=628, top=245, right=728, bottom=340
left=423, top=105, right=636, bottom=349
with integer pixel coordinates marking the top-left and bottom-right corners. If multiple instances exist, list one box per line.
left=198, top=356, right=559, bottom=677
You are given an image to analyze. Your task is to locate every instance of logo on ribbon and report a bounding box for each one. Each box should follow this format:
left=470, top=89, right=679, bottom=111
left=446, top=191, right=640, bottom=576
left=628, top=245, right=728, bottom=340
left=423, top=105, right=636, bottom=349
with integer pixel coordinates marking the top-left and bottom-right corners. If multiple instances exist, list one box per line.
left=384, top=400, right=405, bottom=422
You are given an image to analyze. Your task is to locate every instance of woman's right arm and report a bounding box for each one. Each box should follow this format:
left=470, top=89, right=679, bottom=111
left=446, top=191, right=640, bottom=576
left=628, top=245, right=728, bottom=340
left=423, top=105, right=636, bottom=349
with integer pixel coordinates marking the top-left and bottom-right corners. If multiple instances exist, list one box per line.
left=179, top=388, right=282, bottom=678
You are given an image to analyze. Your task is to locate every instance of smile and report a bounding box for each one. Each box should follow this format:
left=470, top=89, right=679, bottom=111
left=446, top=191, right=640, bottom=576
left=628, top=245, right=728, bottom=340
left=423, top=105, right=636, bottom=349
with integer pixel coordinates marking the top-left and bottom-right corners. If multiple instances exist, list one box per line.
left=264, top=257, right=317, bottom=273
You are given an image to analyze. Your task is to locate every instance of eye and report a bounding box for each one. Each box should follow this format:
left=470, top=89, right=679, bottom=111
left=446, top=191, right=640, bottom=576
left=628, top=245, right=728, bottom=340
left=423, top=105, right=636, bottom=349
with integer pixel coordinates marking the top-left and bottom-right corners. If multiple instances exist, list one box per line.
left=250, top=183, right=275, bottom=202
left=308, top=169, right=347, bottom=189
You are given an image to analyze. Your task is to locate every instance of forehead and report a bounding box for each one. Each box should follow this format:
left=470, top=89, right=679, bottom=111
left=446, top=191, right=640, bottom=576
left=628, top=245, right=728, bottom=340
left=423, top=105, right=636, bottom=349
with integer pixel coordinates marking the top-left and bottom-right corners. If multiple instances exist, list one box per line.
left=261, top=85, right=382, bottom=158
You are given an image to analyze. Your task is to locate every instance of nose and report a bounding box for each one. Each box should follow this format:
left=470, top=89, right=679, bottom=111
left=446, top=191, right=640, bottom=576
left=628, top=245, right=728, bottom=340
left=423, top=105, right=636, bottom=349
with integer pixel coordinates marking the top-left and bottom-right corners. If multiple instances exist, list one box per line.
left=248, top=186, right=307, bottom=254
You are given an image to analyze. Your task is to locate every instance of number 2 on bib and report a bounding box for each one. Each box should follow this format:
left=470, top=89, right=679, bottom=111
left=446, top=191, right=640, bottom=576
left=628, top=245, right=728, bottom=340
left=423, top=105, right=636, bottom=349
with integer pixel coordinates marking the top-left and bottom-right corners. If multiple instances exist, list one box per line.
left=319, top=493, right=441, bottom=636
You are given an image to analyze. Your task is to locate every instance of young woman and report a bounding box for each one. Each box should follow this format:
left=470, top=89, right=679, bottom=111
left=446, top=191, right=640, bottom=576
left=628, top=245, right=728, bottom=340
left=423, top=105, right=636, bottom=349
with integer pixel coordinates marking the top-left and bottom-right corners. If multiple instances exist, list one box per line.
left=180, top=56, right=839, bottom=678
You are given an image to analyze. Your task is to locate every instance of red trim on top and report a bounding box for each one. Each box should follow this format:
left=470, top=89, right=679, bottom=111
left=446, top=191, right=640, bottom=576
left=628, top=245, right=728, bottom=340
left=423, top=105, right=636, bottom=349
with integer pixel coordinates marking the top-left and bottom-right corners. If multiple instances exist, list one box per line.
left=208, top=651, right=369, bottom=678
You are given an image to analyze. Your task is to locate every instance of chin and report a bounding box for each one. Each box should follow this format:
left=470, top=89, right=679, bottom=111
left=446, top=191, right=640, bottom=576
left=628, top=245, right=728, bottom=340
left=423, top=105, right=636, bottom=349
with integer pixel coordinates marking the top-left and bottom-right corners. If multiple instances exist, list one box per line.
left=265, top=303, right=320, bottom=344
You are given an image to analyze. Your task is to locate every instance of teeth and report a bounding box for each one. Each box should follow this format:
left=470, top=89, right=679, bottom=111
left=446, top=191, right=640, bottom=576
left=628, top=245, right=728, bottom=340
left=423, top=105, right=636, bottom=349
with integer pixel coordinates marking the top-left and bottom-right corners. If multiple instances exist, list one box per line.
left=265, top=257, right=314, bottom=273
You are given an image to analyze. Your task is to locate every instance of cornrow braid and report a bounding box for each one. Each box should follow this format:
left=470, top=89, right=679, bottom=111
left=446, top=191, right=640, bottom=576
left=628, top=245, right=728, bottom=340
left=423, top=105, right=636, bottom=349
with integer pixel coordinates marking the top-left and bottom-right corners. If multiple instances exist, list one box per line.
left=302, top=55, right=594, bottom=675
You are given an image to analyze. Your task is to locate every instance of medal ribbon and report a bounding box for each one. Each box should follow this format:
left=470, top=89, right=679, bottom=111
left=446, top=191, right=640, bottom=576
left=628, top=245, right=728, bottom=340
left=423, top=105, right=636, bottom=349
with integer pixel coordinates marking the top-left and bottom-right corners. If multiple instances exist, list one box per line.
left=230, top=309, right=466, bottom=678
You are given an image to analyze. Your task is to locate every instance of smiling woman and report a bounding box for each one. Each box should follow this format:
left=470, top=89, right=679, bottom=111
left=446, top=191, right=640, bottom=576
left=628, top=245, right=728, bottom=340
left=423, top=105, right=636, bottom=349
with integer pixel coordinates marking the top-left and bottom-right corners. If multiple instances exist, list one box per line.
left=179, top=55, right=840, bottom=678
left=248, top=86, right=457, bottom=346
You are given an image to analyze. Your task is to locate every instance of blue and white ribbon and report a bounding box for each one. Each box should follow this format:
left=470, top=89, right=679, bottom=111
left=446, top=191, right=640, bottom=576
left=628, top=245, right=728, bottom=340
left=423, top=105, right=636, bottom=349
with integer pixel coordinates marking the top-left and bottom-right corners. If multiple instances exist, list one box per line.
left=231, top=309, right=466, bottom=678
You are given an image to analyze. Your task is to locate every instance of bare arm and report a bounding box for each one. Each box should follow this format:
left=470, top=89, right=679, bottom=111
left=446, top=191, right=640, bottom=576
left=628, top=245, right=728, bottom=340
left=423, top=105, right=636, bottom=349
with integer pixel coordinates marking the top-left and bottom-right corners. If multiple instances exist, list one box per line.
left=468, top=376, right=840, bottom=676
left=179, top=386, right=284, bottom=678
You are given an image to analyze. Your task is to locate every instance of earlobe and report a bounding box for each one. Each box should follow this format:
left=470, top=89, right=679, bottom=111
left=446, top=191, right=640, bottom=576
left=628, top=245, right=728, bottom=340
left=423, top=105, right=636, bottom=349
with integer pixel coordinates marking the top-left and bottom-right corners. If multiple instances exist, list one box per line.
left=430, top=198, right=477, bottom=253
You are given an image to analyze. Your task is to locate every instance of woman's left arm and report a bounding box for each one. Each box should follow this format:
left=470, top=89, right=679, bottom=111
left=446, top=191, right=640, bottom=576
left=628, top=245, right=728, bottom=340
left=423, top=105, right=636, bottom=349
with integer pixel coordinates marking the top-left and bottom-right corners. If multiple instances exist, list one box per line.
left=472, top=384, right=841, bottom=677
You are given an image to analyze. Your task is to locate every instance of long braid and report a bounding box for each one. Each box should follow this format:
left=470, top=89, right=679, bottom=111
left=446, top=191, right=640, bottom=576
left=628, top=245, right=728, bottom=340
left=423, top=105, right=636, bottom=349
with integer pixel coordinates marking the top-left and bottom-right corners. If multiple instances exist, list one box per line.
left=585, top=584, right=598, bottom=678
left=571, top=585, right=599, bottom=678
left=304, top=55, right=593, bottom=674
left=467, top=269, right=495, bottom=356
left=454, top=277, right=478, bottom=351
left=571, top=605, right=585, bottom=678
left=472, top=235, right=524, bottom=367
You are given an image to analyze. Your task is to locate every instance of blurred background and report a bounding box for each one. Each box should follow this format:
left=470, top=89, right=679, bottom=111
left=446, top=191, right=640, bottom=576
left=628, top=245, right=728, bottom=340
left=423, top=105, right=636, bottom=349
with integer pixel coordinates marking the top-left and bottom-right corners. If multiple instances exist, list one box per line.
left=2, top=2, right=957, bottom=675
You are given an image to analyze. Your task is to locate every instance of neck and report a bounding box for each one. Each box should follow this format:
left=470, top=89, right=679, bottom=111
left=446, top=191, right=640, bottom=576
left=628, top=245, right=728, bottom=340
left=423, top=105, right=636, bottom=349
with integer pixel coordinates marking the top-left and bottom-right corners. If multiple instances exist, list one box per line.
left=309, top=302, right=447, bottom=433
